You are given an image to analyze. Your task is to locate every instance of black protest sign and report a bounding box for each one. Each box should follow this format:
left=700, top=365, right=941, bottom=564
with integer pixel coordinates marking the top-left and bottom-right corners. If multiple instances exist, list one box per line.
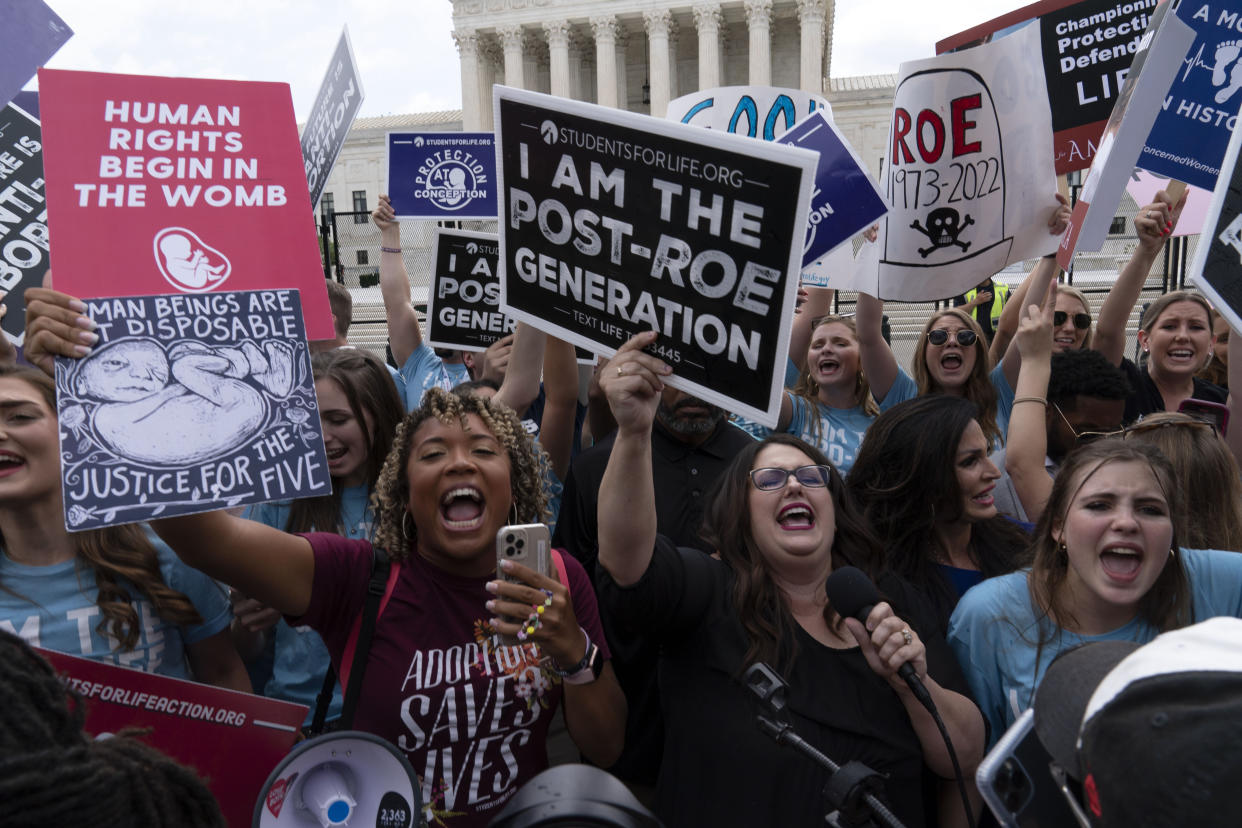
left=1191, top=114, right=1242, bottom=333
left=426, top=228, right=514, bottom=352
left=55, top=289, right=331, bottom=531
left=938, top=0, right=1160, bottom=174
left=301, top=27, right=364, bottom=208
left=1041, top=0, right=1159, bottom=169
left=0, top=103, right=47, bottom=343
left=495, top=87, right=817, bottom=427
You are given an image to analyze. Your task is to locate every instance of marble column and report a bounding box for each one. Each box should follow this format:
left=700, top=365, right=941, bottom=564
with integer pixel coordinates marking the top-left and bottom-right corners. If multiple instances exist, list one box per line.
left=744, top=0, right=772, bottom=87
left=615, top=28, right=630, bottom=109
left=797, top=0, right=827, bottom=94
left=643, top=9, right=672, bottom=117
left=452, top=29, right=482, bottom=131
left=477, top=37, right=501, bottom=129
left=498, top=24, right=525, bottom=89
left=569, top=29, right=592, bottom=101
left=693, top=4, right=722, bottom=91
left=545, top=20, right=571, bottom=97
left=591, top=16, right=620, bottom=108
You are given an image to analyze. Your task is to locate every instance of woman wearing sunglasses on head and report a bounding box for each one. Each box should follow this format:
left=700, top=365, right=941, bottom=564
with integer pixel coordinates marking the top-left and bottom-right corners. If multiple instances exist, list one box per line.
left=1119, top=412, right=1242, bottom=552
left=594, top=331, right=984, bottom=828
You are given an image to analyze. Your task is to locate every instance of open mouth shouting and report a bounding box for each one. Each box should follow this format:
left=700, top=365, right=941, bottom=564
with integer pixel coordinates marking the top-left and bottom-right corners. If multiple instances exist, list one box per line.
left=939, top=352, right=964, bottom=371
left=440, top=486, right=485, bottom=531
left=777, top=502, right=815, bottom=531
left=1099, top=544, right=1144, bottom=584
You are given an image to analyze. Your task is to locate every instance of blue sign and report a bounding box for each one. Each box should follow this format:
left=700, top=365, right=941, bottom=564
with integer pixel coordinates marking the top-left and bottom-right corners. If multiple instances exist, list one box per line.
left=0, top=0, right=71, bottom=110
left=387, top=132, right=497, bottom=220
left=1140, top=0, right=1242, bottom=190
left=55, top=289, right=331, bottom=531
left=777, top=111, right=887, bottom=267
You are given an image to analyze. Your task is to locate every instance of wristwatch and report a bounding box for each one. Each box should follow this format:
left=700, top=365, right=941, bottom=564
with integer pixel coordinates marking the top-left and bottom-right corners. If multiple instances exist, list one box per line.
left=550, top=631, right=604, bottom=685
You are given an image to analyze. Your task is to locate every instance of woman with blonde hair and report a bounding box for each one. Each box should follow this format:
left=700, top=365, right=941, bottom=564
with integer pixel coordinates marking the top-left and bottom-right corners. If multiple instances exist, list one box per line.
left=775, top=301, right=884, bottom=475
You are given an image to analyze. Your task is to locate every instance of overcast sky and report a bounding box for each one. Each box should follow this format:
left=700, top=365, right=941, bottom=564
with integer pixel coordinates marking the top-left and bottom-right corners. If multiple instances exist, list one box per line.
left=26, top=0, right=1024, bottom=121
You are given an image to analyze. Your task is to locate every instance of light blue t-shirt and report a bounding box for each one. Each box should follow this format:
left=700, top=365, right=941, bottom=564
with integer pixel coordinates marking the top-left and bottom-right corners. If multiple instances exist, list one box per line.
left=947, top=548, right=1242, bottom=745
left=244, top=484, right=374, bottom=725
left=881, top=364, right=1015, bottom=449
left=784, top=394, right=879, bottom=476
left=0, top=529, right=231, bottom=680
left=399, top=342, right=471, bottom=410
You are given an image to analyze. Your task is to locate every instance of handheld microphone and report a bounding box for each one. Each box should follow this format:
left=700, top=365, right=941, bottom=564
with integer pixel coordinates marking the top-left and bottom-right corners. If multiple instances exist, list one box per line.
left=825, top=566, right=934, bottom=712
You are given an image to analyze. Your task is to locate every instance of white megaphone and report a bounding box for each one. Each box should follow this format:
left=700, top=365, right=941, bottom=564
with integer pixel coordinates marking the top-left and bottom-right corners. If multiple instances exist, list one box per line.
left=254, top=730, right=422, bottom=828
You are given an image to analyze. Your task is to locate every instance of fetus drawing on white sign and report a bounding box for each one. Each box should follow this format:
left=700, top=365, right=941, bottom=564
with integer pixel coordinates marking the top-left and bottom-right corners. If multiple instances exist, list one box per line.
left=64, top=338, right=294, bottom=465
left=154, top=227, right=232, bottom=291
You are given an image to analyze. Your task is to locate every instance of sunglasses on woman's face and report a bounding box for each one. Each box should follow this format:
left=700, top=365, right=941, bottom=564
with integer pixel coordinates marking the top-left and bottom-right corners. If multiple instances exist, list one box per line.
left=927, top=328, right=978, bottom=347
left=1053, top=311, right=1092, bottom=330
left=750, top=464, right=832, bottom=491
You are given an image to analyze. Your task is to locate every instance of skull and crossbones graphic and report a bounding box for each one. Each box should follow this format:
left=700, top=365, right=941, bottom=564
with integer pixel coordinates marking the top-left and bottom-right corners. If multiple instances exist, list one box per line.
left=910, top=207, right=974, bottom=258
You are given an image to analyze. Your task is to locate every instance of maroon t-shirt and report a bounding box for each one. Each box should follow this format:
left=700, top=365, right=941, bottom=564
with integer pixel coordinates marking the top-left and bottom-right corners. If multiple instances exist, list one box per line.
left=294, top=533, right=609, bottom=828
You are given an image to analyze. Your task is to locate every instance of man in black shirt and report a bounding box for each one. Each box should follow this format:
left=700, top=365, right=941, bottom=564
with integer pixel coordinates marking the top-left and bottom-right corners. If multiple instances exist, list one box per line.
left=553, top=386, right=754, bottom=791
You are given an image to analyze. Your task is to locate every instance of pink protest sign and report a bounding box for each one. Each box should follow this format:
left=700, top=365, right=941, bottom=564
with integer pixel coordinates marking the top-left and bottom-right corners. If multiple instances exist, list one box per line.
left=38, top=69, right=333, bottom=339
left=1126, top=169, right=1210, bottom=236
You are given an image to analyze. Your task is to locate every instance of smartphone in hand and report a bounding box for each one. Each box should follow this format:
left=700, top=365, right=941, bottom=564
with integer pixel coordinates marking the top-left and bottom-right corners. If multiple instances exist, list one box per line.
left=494, top=523, right=551, bottom=646
left=977, top=709, right=1085, bottom=827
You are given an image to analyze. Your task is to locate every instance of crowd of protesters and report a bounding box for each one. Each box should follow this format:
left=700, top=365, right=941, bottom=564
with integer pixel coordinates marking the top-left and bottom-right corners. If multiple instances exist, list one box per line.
left=7, top=183, right=1242, bottom=828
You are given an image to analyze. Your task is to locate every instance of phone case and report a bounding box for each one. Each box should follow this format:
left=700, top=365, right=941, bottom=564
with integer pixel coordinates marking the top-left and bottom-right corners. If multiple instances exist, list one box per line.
left=976, top=709, right=1082, bottom=828
left=494, top=524, right=551, bottom=646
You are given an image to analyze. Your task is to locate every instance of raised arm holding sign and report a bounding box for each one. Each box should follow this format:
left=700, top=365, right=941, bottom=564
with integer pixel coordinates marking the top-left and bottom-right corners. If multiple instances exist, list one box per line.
left=494, top=86, right=816, bottom=428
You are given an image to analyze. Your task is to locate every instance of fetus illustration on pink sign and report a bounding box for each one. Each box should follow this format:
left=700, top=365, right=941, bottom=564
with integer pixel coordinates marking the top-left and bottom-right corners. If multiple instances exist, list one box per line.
left=153, top=226, right=232, bottom=292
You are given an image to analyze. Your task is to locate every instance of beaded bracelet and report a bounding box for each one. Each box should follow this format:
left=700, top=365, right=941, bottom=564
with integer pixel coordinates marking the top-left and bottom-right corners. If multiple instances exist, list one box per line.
left=380, top=246, right=402, bottom=254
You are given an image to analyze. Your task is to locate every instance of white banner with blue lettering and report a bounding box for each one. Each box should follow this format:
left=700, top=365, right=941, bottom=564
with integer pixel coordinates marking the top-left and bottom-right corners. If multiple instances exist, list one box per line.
left=666, top=86, right=831, bottom=140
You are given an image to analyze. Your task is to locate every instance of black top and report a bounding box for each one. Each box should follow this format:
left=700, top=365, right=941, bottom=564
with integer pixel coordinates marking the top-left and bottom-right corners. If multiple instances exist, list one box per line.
left=1119, top=358, right=1227, bottom=425
left=552, top=418, right=755, bottom=785
left=598, top=538, right=973, bottom=828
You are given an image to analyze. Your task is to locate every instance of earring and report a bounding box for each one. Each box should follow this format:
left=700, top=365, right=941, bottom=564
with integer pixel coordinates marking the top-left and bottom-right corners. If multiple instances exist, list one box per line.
left=509, top=502, right=519, bottom=526
left=1058, top=541, right=1068, bottom=557
left=1169, top=547, right=1177, bottom=559
left=402, top=510, right=414, bottom=541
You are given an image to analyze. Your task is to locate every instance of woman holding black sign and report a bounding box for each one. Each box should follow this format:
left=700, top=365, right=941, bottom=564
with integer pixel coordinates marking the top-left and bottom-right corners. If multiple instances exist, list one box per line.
left=595, top=330, right=983, bottom=828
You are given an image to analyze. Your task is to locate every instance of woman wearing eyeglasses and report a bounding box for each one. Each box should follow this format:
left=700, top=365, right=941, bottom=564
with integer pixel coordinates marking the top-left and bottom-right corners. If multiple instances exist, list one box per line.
left=594, top=332, right=985, bottom=828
